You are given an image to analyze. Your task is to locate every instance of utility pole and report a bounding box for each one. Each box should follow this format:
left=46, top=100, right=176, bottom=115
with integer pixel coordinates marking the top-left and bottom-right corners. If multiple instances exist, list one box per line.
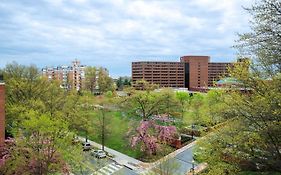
left=101, top=108, right=105, bottom=151
left=94, top=104, right=108, bottom=151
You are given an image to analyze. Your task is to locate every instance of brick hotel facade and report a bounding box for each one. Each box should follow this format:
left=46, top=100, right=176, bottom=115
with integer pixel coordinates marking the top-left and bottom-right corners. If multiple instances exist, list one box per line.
left=132, top=56, right=236, bottom=90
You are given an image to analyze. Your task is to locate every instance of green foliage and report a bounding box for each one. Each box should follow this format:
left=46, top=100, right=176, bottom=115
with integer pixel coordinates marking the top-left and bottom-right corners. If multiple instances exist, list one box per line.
left=1, top=112, right=83, bottom=175
left=196, top=1, right=281, bottom=173
left=158, top=88, right=180, bottom=117
left=176, top=91, right=190, bottom=118
left=116, top=77, right=131, bottom=90
left=84, top=111, right=142, bottom=158
left=133, top=79, right=159, bottom=91
left=105, top=91, right=113, bottom=98
left=84, top=66, right=97, bottom=93
left=236, top=0, right=281, bottom=74
left=97, top=68, right=115, bottom=93
left=121, top=90, right=162, bottom=119
left=84, top=66, right=115, bottom=94
left=1, top=62, right=87, bottom=174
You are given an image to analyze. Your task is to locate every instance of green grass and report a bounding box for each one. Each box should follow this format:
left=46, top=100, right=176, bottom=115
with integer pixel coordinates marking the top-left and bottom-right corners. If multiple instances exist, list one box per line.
left=79, top=108, right=180, bottom=162
left=82, top=111, right=142, bottom=158
left=80, top=110, right=176, bottom=162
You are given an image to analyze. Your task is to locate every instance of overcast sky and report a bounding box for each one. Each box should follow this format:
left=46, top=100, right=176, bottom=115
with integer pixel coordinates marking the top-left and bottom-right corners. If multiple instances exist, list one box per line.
left=0, top=0, right=254, bottom=77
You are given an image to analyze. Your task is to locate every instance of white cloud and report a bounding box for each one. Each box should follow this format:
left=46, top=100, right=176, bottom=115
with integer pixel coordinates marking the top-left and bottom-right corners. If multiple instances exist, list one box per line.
left=0, top=0, right=255, bottom=76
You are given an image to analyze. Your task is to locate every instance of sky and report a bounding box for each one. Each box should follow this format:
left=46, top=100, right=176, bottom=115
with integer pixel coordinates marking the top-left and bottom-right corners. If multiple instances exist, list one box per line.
left=0, top=0, right=254, bottom=77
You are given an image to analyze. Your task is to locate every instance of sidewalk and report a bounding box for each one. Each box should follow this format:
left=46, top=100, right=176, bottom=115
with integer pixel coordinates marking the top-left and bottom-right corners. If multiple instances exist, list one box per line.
left=78, top=136, right=144, bottom=171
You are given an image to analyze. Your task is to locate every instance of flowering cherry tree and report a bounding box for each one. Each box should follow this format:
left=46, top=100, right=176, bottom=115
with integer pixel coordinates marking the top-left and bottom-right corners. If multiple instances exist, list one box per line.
left=131, top=120, right=177, bottom=155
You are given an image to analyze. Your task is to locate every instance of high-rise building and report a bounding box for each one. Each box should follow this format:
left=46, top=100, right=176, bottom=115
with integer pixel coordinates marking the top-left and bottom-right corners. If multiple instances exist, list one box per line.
left=132, top=62, right=185, bottom=88
left=70, top=60, right=85, bottom=91
left=42, top=59, right=85, bottom=90
left=132, top=55, right=236, bottom=90
left=180, top=56, right=209, bottom=89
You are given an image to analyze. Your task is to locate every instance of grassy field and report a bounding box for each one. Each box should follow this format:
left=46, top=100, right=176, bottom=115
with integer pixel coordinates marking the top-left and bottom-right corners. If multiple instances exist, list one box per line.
left=81, top=111, right=143, bottom=158
left=79, top=110, right=178, bottom=162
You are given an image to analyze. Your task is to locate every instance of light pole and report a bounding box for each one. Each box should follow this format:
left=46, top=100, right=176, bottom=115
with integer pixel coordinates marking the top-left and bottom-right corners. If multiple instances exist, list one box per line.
left=191, top=123, right=195, bottom=140
left=191, top=160, right=195, bottom=175
left=94, top=104, right=107, bottom=151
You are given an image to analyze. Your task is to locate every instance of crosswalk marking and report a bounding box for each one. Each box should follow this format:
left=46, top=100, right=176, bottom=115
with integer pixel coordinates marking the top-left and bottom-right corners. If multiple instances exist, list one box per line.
left=99, top=169, right=110, bottom=175
left=95, top=163, right=123, bottom=175
left=108, top=164, right=121, bottom=170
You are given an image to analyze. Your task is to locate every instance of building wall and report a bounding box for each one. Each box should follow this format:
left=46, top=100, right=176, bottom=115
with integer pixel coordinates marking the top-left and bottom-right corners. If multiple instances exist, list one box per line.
left=132, top=56, right=235, bottom=90
left=132, top=62, right=185, bottom=88
left=42, top=60, right=85, bottom=90
left=180, top=56, right=209, bottom=89
left=208, top=62, right=234, bottom=86
left=0, top=83, right=5, bottom=145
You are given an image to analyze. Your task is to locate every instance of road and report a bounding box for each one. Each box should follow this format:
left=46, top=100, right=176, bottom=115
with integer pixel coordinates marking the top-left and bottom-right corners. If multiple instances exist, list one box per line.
left=77, top=137, right=196, bottom=175
left=151, top=145, right=195, bottom=175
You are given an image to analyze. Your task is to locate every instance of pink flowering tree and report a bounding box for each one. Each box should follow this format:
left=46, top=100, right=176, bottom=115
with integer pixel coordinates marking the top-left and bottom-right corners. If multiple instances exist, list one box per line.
left=131, top=120, right=178, bottom=155
left=0, top=113, right=83, bottom=175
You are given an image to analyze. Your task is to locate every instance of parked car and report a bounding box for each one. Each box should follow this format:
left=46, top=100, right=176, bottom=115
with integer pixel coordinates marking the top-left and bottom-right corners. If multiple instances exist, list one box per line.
left=82, top=142, right=91, bottom=151
left=91, top=150, right=106, bottom=159
left=72, top=137, right=81, bottom=145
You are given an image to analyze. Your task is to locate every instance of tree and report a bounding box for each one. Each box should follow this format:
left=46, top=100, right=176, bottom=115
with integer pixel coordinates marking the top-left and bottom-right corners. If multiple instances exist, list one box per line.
left=205, top=90, right=226, bottom=125
left=176, top=91, right=190, bottom=118
left=131, top=120, right=177, bottom=155
left=123, top=78, right=131, bottom=86
left=158, top=88, right=180, bottom=117
left=97, top=68, right=115, bottom=93
left=84, top=66, right=97, bottom=93
left=236, top=0, right=281, bottom=74
left=93, top=105, right=111, bottom=151
left=116, top=77, right=123, bottom=90
left=0, top=112, right=83, bottom=175
left=121, top=81, right=180, bottom=120
left=152, top=154, right=181, bottom=175
left=133, top=79, right=158, bottom=91
left=1, top=62, right=89, bottom=174
left=190, top=93, right=204, bottom=125
left=116, top=77, right=131, bottom=90
left=2, top=63, right=51, bottom=133
left=196, top=0, right=281, bottom=173
left=122, top=90, right=163, bottom=120
left=84, top=66, right=114, bottom=94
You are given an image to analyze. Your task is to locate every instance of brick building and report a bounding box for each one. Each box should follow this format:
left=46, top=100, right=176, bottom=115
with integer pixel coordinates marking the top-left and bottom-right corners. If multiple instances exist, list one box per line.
left=132, top=55, right=236, bottom=90
left=42, top=60, right=85, bottom=90
left=132, top=62, right=185, bottom=88
left=208, top=62, right=233, bottom=86
left=0, top=76, right=5, bottom=145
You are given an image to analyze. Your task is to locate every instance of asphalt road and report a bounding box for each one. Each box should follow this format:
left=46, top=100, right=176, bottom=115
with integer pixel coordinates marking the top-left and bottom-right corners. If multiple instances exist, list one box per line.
left=77, top=144, right=195, bottom=175
left=75, top=151, right=137, bottom=175
left=114, top=167, right=138, bottom=175
left=153, top=145, right=195, bottom=175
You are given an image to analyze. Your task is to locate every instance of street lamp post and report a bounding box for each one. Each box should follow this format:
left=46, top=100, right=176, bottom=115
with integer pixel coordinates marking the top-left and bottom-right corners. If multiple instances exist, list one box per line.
left=94, top=104, right=107, bottom=151
left=191, top=160, right=195, bottom=175
left=191, top=123, right=195, bottom=140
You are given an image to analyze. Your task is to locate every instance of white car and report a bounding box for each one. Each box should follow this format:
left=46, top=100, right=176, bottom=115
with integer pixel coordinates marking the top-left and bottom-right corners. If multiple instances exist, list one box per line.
left=82, top=142, right=91, bottom=151
left=91, top=150, right=106, bottom=159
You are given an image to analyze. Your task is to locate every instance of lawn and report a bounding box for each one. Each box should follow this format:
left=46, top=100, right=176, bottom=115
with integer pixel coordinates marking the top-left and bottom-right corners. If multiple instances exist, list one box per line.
left=81, top=111, right=143, bottom=158
left=79, top=110, right=179, bottom=162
